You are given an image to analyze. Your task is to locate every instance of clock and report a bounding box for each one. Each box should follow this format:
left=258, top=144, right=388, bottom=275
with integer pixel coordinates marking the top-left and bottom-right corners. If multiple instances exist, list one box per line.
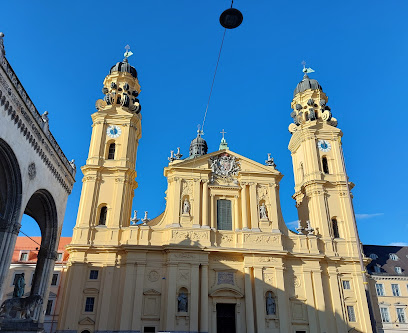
left=106, top=125, right=121, bottom=139
left=317, top=140, right=331, bottom=152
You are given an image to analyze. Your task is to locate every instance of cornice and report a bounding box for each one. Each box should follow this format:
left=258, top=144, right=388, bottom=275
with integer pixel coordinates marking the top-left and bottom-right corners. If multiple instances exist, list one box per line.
left=0, top=54, right=75, bottom=182
left=0, top=59, right=75, bottom=193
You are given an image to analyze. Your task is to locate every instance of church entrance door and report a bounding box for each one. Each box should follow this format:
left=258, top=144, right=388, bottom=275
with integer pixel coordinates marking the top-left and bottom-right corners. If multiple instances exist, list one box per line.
left=216, top=303, right=236, bottom=333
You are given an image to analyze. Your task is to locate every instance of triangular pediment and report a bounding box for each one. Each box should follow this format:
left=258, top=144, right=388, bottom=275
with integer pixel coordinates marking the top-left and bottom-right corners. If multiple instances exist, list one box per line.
left=78, top=316, right=95, bottom=325
left=166, top=149, right=281, bottom=177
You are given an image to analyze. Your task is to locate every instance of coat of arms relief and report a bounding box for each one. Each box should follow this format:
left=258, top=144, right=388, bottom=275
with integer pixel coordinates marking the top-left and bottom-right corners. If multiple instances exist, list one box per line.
left=210, top=153, right=241, bottom=184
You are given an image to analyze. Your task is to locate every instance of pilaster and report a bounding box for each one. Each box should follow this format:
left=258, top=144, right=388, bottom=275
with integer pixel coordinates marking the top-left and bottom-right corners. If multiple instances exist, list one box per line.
left=241, top=183, right=249, bottom=230
left=244, top=266, right=255, bottom=333
left=200, top=264, right=209, bottom=333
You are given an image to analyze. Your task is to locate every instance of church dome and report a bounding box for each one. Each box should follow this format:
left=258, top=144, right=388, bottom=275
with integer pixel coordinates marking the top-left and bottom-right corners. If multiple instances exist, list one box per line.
left=110, top=58, right=137, bottom=78
left=189, top=132, right=208, bottom=158
left=294, top=74, right=322, bottom=96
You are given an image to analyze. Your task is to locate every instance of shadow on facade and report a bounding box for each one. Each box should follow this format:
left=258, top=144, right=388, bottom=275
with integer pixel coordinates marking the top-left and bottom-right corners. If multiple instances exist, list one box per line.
left=0, top=138, right=59, bottom=330
left=58, top=236, right=366, bottom=333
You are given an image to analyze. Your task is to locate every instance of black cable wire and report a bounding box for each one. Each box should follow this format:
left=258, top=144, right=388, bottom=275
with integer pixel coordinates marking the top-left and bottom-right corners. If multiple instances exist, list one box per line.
left=201, top=27, right=227, bottom=133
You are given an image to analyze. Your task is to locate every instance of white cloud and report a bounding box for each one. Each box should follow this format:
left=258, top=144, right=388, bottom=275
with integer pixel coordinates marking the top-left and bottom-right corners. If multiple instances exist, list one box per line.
left=286, top=220, right=299, bottom=227
left=355, top=213, right=384, bottom=220
left=388, top=242, right=408, bottom=246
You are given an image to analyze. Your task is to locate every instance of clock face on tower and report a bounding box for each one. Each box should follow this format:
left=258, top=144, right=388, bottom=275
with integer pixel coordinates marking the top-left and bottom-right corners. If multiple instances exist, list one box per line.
left=317, top=139, right=331, bottom=152
left=106, top=125, right=121, bottom=139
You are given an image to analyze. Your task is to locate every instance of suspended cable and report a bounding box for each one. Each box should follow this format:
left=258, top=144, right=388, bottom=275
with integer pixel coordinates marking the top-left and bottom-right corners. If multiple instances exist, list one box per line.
left=19, top=229, right=42, bottom=248
left=201, top=27, right=227, bottom=133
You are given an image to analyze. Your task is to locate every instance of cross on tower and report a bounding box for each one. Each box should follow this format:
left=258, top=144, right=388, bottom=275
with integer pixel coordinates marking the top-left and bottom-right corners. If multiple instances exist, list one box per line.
left=124, top=44, right=133, bottom=58
left=220, top=129, right=227, bottom=139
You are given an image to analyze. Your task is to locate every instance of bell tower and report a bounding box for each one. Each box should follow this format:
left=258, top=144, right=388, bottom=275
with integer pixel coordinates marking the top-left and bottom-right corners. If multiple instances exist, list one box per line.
left=288, top=69, right=359, bottom=252
left=72, top=55, right=142, bottom=245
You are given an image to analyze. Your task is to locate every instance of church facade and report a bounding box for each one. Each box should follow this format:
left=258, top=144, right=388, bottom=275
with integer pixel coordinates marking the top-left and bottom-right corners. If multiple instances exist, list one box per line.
left=57, top=59, right=373, bottom=333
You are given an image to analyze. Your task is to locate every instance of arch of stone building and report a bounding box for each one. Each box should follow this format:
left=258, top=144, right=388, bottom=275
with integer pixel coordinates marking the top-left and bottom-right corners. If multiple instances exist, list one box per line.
left=0, top=138, right=22, bottom=297
left=24, top=188, right=58, bottom=321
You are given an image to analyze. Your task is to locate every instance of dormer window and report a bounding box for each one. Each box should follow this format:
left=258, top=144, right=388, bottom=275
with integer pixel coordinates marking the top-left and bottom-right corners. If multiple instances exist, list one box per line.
left=395, top=266, right=402, bottom=274
left=369, top=253, right=378, bottom=260
left=374, top=265, right=381, bottom=273
left=19, top=252, right=29, bottom=262
left=389, top=253, right=399, bottom=261
left=56, top=252, right=63, bottom=262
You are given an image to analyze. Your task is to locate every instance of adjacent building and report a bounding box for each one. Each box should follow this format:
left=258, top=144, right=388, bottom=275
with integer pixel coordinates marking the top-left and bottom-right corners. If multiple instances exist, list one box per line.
left=56, top=57, right=374, bottom=333
left=0, top=237, right=72, bottom=333
left=364, top=245, right=408, bottom=333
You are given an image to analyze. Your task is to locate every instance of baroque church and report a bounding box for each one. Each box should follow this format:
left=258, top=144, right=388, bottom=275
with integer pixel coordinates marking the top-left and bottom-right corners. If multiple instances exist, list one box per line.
left=56, top=57, right=373, bottom=333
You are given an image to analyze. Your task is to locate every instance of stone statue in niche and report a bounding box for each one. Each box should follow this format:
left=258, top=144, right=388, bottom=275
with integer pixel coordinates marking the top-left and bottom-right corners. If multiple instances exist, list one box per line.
left=178, top=292, right=188, bottom=312
left=13, top=273, right=25, bottom=298
left=260, top=202, right=268, bottom=220
left=266, top=292, right=276, bottom=315
left=182, top=198, right=190, bottom=214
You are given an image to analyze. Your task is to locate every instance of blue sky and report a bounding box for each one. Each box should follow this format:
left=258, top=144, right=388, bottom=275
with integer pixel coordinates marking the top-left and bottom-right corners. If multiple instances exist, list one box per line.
left=3, top=0, right=407, bottom=245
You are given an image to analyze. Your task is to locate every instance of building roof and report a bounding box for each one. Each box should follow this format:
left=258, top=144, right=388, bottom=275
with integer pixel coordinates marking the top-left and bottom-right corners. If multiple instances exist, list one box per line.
left=294, top=73, right=323, bottom=96
left=363, top=244, right=408, bottom=276
left=11, top=237, right=72, bottom=263
left=110, top=58, right=138, bottom=78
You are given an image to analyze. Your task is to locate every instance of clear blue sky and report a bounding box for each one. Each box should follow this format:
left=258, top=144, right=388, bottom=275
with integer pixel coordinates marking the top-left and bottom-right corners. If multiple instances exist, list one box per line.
left=3, top=0, right=407, bottom=245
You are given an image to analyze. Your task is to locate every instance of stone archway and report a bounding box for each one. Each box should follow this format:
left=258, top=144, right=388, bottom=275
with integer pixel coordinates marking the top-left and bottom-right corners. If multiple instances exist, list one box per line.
left=24, top=189, right=58, bottom=322
left=0, top=138, right=22, bottom=298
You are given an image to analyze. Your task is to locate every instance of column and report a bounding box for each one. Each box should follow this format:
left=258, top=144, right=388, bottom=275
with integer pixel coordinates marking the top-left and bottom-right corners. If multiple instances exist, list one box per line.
left=172, top=177, right=181, bottom=226
left=268, top=183, right=281, bottom=232
left=244, top=267, right=255, bottom=333
left=312, top=269, right=328, bottom=332
left=249, top=183, right=259, bottom=231
left=327, top=267, right=347, bottom=333
left=120, top=262, right=137, bottom=330
left=200, top=264, right=209, bottom=333
left=202, top=181, right=210, bottom=228
left=234, top=195, right=240, bottom=230
left=193, top=179, right=201, bottom=227
left=253, top=267, right=265, bottom=332
left=210, top=194, right=216, bottom=229
left=302, top=269, right=318, bottom=332
left=275, top=267, right=290, bottom=332
left=96, top=266, right=115, bottom=330
left=131, top=262, right=146, bottom=330
left=190, top=264, right=200, bottom=332
left=166, top=263, right=178, bottom=329
left=241, top=183, right=249, bottom=230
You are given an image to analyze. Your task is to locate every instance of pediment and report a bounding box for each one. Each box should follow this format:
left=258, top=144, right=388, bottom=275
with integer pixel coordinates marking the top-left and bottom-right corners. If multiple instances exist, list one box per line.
left=210, top=287, right=244, bottom=298
left=78, top=316, right=95, bottom=325
left=143, top=289, right=161, bottom=295
left=83, top=288, right=99, bottom=294
left=166, top=149, right=281, bottom=177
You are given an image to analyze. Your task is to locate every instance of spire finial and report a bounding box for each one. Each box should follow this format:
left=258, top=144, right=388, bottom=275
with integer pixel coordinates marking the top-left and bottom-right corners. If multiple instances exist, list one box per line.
left=219, top=129, right=229, bottom=150
left=124, top=44, right=133, bottom=61
left=197, top=124, right=204, bottom=137
left=301, top=60, right=315, bottom=76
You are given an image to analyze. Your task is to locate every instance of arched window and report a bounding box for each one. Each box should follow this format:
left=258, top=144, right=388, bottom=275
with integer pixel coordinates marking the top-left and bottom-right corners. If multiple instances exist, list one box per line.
left=107, top=143, right=115, bottom=160
left=389, top=253, right=399, bottom=261
left=322, top=156, right=329, bottom=174
left=369, top=253, right=378, bottom=260
left=332, top=218, right=340, bottom=238
left=99, top=206, right=107, bottom=225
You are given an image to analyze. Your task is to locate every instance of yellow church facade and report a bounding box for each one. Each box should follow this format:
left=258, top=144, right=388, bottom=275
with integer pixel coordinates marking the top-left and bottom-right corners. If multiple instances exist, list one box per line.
left=57, top=59, right=373, bottom=333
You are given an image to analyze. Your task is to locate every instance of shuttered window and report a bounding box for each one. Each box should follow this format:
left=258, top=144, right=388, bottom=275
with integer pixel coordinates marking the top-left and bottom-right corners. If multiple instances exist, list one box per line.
left=217, top=199, right=232, bottom=230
